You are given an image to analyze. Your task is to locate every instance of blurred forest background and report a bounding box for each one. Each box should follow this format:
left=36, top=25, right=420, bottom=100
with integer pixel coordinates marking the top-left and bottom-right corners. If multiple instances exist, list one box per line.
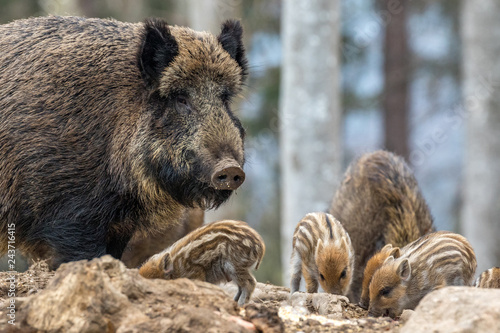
left=1, top=0, right=499, bottom=286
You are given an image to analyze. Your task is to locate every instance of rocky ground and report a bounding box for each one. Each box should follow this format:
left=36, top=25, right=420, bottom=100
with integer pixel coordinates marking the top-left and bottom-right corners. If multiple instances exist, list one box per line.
left=0, top=256, right=499, bottom=332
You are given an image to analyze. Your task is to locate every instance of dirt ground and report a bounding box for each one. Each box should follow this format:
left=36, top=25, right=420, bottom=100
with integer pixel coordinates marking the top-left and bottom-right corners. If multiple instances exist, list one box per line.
left=279, top=302, right=399, bottom=333
left=0, top=260, right=54, bottom=302
left=230, top=283, right=400, bottom=333
left=0, top=260, right=401, bottom=333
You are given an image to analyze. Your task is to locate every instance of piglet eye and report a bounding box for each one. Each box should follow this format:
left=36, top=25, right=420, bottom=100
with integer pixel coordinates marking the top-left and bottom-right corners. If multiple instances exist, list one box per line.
left=319, top=273, right=325, bottom=281
left=379, top=287, right=392, bottom=297
left=340, top=268, right=347, bottom=279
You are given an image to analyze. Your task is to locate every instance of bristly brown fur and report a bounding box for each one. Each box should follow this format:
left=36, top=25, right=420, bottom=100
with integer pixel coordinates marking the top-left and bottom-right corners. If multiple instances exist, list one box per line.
left=139, top=220, right=265, bottom=306
left=329, top=150, right=435, bottom=302
left=0, top=16, right=247, bottom=268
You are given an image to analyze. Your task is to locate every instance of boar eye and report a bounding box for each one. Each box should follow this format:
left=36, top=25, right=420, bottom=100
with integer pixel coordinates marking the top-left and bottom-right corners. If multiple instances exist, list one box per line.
left=340, top=268, right=347, bottom=279
left=379, top=287, right=392, bottom=297
left=175, top=95, right=192, bottom=114
left=319, top=273, right=325, bottom=281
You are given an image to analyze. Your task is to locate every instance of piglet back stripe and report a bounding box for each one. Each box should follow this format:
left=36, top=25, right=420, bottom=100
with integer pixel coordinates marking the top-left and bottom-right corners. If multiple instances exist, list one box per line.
left=292, top=212, right=352, bottom=261
left=399, top=231, right=476, bottom=288
left=173, top=219, right=252, bottom=257
left=325, top=214, right=334, bottom=240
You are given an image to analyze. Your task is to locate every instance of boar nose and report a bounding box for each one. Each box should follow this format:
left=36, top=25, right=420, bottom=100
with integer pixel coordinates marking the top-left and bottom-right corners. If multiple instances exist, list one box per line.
left=211, top=159, right=245, bottom=190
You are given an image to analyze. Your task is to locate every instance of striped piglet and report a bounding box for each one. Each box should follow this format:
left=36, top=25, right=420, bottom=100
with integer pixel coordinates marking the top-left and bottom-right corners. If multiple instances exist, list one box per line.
left=139, top=220, right=265, bottom=306
left=475, top=267, right=500, bottom=289
left=368, top=231, right=476, bottom=318
left=359, top=243, right=401, bottom=309
left=290, top=212, right=355, bottom=296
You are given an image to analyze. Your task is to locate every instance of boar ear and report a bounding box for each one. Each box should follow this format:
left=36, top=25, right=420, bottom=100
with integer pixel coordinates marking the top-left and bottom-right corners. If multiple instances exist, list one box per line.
left=397, top=259, right=411, bottom=282
left=218, top=20, right=248, bottom=77
left=139, top=18, right=179, bottom=88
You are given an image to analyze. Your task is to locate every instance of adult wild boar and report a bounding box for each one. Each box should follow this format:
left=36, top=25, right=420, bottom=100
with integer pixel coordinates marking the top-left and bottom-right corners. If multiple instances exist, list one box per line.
left=329, top=151, right=434, bottom=303
left=0, top=16, right=247, bottom=268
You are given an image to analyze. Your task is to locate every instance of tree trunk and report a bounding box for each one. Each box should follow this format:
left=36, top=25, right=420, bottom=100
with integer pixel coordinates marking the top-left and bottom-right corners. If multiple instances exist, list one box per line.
left=186, top=0, right=241, bottom=34
left=280, top=0, right=342, bottom=286
left=382, top=0, right=409, bottom=160
left=461, top=1, right=500, bottom=274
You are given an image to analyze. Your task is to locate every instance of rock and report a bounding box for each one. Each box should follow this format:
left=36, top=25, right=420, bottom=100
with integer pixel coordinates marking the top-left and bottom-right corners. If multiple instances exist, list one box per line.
left=251, top=283, right=291, bottom=303
left=401, top=286, right=500, bottom=333
left=220, top=283, right=286, bottom=332
left=309, top=293, right=347, bottom=316
left=244, top=303, right=284, bottom=333
left=288, top=291, right=348, bottom=317
left=0, top=255, right=254, bottom=333
left=221, top=282, right=290, bottom=304
left=0, top=260, right=54, bottom=304
left=399, top=309, right=414, bottom=324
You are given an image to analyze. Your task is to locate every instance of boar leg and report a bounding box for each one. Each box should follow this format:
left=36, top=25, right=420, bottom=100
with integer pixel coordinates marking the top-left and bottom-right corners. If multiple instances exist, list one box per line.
left=106, top=232, right=133, bottom=260
left=42, top=221, right=107, bottom=269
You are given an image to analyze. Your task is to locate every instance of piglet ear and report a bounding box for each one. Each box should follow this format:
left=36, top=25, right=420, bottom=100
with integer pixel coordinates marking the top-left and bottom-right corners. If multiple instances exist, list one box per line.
left=218, top=20, right=248, bottom=77
left=389, top=247, right=401, bottom=259
left=139, top=18, right=179, bottom=88
left=164, top=268, right=174, bottom=279
left=397, top=259, right=411, bottom=282
left=161, top=252, right=172, bottom=271
left=341, top=236, right=350, bottom=250
left=381, top=244, right=393, bottom=252
left=383, top=255, right=395, bottom=265
left=315, top=239, right=324, bottom=259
